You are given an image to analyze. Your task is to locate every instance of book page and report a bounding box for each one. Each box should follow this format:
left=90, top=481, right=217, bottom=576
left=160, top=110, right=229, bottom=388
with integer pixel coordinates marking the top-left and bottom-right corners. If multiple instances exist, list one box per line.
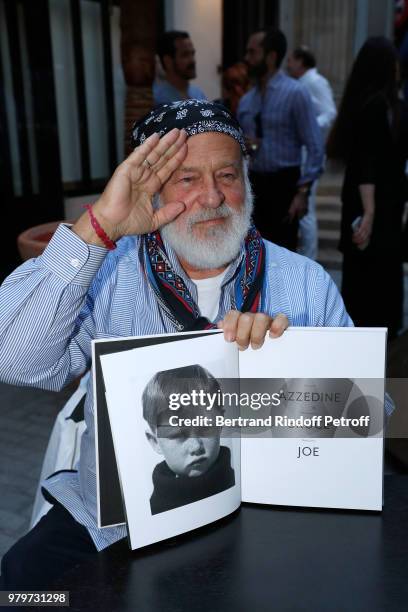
left=100, top=333, right=241, bottom=550
left=238, top=327, right=386, bottom=511
left=93, top=330, right=222, bottom=528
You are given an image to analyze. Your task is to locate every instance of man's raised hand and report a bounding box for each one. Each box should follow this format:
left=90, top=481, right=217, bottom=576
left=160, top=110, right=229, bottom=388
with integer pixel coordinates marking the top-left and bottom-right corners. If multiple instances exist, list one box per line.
left=73, top=128, right=188, bottom=246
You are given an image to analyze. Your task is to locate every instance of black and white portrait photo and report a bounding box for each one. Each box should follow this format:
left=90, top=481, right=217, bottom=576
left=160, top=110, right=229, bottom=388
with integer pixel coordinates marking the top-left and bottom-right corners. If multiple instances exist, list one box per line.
left=99, top=332, right=241, bottom=550
left=142, top=364, right=236, bottom=515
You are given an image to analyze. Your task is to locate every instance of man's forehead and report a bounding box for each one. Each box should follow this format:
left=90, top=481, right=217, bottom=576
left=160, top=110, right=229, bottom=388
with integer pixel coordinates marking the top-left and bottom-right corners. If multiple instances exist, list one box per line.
left=176, top=136, right=243, bottom=172
left=182, top=132, right=242, bottom=159
left=176, top=159, right=241, bottom=173
left=248, top=32, right=265, bottom=48
left=176, top=37, right=194, bottom=52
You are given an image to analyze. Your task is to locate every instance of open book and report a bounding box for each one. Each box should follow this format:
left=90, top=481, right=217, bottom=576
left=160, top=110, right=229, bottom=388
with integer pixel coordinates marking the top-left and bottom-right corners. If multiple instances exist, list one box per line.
left=93, top=327, right=386, bottom=551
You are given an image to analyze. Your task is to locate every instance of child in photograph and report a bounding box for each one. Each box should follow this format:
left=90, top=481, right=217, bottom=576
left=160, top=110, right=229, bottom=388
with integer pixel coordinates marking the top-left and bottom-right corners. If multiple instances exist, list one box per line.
left=143, top=364, right=235, bottom=515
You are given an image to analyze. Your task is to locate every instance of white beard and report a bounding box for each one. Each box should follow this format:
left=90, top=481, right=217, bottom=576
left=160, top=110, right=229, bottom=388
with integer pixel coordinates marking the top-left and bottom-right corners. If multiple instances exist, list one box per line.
left=158, top=168, right=254, bottom=270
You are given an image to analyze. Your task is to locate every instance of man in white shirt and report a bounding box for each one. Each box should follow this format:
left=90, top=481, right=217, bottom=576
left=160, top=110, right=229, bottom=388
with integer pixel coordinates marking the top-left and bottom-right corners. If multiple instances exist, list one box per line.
left=287, top=46, right=337, bottom=260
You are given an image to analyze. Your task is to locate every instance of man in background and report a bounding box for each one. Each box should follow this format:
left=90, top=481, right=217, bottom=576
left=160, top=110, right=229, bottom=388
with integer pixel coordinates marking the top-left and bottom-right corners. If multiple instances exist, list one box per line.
left=287, top=46, right=337, bottom=260
left=238, top=29, right=323, bottom=252
left=153, top=31, right=207, bottom=105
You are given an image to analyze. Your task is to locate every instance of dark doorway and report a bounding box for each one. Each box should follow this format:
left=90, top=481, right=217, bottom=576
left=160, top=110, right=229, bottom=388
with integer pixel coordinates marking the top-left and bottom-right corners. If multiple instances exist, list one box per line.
left=0, top=0, right=64, bottom=280
left=222, top=0, right=279, bottom=69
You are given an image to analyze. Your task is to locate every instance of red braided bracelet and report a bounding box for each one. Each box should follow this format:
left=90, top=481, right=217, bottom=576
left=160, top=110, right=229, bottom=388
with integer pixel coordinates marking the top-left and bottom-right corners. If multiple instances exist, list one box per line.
left=84, top=204, right=117, bottom=250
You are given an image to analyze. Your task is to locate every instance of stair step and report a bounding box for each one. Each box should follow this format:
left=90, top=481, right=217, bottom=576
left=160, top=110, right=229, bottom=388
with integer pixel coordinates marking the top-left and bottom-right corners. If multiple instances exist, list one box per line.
left=316, top=171, right=342, bottom=193
left=317, top=209, right=341, bottom=231
left=317, top=248, right=343, bottom=271
left=316, top=202, right=342, bottom=215
left=317, top=209, right=341, bottom=221
left=319, top=238, right=339, bottom=250
left=316, top=194, right=342, bottom=207
left=318, top=218, right=341, bottom=231
left=316, top=187, right=341, bottom=197
left=317, top=258, right=342, bottom=271
left=319, top=227, right=339, bottom=239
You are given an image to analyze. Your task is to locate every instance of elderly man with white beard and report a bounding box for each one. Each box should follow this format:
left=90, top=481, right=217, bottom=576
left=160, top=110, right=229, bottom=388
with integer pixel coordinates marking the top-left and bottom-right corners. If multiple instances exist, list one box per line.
left=0, top=100, right=352, bottom=589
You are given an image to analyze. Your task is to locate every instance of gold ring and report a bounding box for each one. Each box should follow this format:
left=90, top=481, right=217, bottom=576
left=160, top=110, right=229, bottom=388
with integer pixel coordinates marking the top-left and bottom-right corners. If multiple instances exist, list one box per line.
left=143, top=158, right=152, bottom=169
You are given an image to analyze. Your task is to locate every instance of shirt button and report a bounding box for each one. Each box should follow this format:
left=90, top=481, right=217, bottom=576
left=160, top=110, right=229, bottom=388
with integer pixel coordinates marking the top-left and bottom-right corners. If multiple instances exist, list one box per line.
left=70, top=258, right=80, bottom=268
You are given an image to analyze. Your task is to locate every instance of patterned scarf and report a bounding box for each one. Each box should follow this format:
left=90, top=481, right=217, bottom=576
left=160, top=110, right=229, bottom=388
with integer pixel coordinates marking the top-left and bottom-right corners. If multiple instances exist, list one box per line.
left=131, top=99, right=247, bottom=155
left=142, top=226, right=265, bottom=331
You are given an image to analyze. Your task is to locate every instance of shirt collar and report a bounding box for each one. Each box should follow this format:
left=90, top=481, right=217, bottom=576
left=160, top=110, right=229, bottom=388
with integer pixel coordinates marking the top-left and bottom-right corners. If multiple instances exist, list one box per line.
left=299, top=67, right=317, bottom=83
left=265, top=69, right=285, bottom=90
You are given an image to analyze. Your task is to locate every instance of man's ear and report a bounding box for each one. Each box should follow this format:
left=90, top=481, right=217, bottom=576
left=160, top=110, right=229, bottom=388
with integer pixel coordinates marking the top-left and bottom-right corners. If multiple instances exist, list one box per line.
left=266, top=50, right=278, bottom=70
left=163, top=54, right=173, bottom=73
left=145, top=427, right=163, bottom=455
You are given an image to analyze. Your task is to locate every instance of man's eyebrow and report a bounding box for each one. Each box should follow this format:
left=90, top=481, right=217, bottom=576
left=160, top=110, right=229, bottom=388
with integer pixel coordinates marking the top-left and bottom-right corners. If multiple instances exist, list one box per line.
left=175, top=166, right=200, bottom=173
left=175, top=161, right=241, bottom=173
left=217, top=161, right=241, bottom=170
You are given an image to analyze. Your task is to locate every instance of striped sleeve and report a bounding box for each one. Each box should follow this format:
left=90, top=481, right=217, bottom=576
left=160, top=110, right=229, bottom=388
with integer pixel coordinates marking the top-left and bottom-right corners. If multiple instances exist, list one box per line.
left=0, top=224, right=107, bottom=390
left=313, top=267, right=353, bottom=327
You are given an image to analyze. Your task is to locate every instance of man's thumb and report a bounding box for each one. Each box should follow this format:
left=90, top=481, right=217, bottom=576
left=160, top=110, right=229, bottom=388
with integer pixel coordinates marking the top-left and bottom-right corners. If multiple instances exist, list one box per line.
left=153, top=201, right=185, bottom=229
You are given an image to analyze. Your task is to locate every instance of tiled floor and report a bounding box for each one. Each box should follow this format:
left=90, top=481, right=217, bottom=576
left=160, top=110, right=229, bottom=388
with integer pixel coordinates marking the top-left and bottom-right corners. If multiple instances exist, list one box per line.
left=0, top=383, right=74, bottom=561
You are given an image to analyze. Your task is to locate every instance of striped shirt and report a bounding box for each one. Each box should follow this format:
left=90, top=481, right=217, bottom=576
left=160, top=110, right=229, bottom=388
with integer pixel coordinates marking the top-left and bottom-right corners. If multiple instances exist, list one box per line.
left=0, top=224, right=361, bottom=550
left=153, top=80, right=207, bottom=106
left=237, top=70, right=324, bottom=184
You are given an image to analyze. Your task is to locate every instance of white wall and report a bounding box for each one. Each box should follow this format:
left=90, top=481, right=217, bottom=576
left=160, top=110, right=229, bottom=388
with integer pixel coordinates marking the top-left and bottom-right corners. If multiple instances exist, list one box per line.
left=165, top=0, right=222, bottom=101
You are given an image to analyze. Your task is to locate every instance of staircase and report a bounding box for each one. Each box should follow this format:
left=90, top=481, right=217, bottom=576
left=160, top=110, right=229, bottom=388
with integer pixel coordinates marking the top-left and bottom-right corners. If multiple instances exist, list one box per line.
left=316, top=176, right=408, bottom=272
left=316, top=174, right=343, bottom=271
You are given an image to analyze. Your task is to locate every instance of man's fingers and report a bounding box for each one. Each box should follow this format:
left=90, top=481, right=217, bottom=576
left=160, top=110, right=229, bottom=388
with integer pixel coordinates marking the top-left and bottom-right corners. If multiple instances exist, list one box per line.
left=269, top=313, right=289, bottom=338
left=149, top=130, right=188, bottom=173
left=132, top=133, right=188, bottom=188
left=354, top=224, right=371, bottom=243
left=221, top=310, right=241, bottom=342
left=156, top=142, right=188, bottom=185
left=353, top=230, right=366, bottom=244
left=220, top=311, right=289, bottom=349
left=152, top=201, right=186, bottom=230
left=126, top=132, right=161, bottom=167
left=235, top=313, right=255, bottom=351
left=127, top=128, right=183, bottom=169
left=249, top=313, right=272, bottom=349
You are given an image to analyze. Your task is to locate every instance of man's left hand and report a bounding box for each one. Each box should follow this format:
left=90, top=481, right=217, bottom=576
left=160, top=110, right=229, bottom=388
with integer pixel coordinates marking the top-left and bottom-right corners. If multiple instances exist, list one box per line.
left=217, top=311, right=289, bottom=350
left=287, top=191, right=308, bottom=221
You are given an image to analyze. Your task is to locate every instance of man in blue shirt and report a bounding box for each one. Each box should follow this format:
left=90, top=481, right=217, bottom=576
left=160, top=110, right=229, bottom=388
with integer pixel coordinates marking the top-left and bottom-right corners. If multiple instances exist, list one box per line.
left=153, top=31, right=207, bottom=105
left=0, top=101, right=352, bottom=589
left=238, top=30, right=324, bottom=252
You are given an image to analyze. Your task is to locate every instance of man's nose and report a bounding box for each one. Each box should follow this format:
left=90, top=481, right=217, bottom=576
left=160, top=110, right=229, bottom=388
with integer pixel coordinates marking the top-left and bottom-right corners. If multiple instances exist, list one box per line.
left=197, top=178, right=225, bottom=209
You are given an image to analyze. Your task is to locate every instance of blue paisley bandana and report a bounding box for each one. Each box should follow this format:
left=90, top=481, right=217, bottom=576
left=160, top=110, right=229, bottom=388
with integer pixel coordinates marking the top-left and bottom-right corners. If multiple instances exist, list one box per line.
left=131, top=99, right=247, bottom=155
